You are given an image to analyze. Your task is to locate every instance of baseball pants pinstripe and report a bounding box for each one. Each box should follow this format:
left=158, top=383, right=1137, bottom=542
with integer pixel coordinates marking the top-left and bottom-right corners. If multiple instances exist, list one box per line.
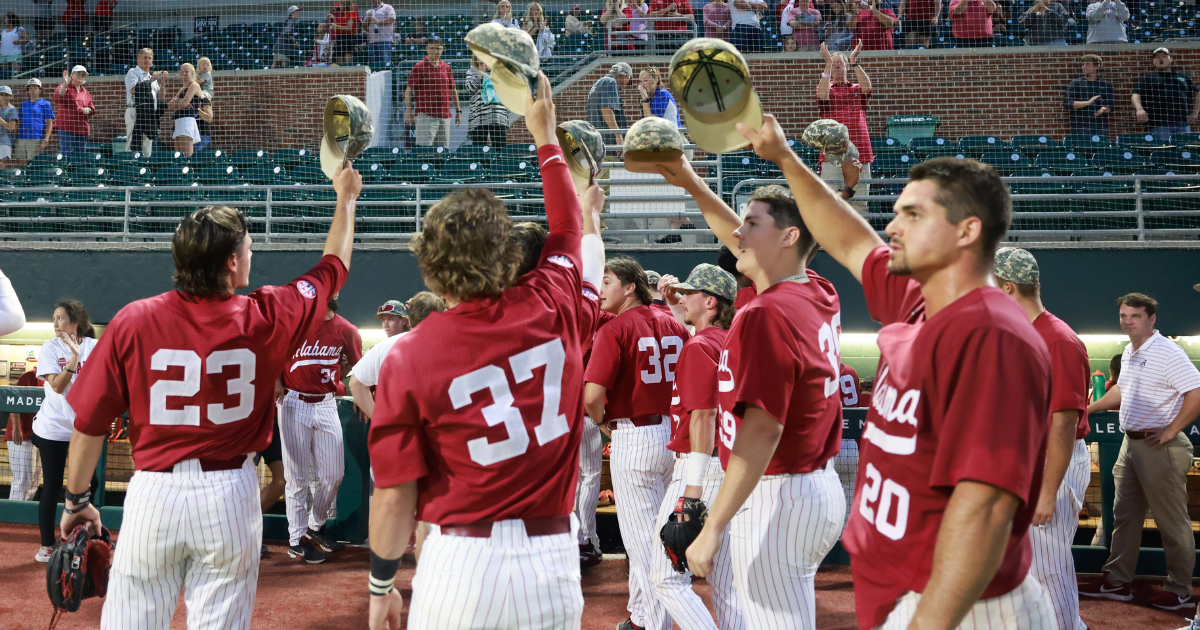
left=878, top=574, right=1057, bottom=630
left=280, top=394, right=344, bottom=546
left=1029, top=439, right=1090, bottom=630
left=731, top=464, right=845, bottom=630
left=407, top=515, right=584, bottom=629
left=610, top=418, right=675, bottom=630
left=6, top=440, right=41, bottom=501
left=833, top=439, right=858, bottom=531
left=102, top=458, right=261, bottom=630
left=650, top=455, right=745, bottom=630
left=576, top=418, right=603, bottom=550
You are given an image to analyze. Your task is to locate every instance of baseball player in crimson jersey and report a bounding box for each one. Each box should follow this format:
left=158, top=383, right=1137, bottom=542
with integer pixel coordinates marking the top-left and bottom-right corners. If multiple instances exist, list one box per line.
left=280, top=295, right=363, bottom=562
left=57, top=165, right=361, bottom=630
left=367, top=73, right=589, bottom=630
left=6, top=370, right=43, bottom=501
left=584, top=255, right=691, bottom=630
left=737, top=115, right=1056, bottom=629
left=835, top=363, right=861, bottom=530
left=649, top=264, right=745, bottom=630
left=656, top=158, right=846, bottom=629
left=994, top=247, right=1092, bottom=630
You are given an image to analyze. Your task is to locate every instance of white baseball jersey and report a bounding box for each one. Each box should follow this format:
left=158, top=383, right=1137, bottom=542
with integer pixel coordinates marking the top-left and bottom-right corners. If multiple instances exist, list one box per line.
left=349, top=332, right=405, bottom=387
left=6, top=440, right=41, bottom=501
left=1029, top=439, right=1091, bottom=630
left=33, top=336, right=98, bottom=441
left=280, top=392, right=344, bottom=545
left=575, top=418, right=603, bottom=550
left=878, top=574, right=1057, bottom=630
left=650, top=455, right=744, bottom=630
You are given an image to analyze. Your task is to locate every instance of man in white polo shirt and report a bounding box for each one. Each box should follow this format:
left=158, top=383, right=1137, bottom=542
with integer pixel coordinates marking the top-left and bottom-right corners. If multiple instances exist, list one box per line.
left=1081, top=292, right=1200, bottom=612
left=123, top=47, right=166, bottom=155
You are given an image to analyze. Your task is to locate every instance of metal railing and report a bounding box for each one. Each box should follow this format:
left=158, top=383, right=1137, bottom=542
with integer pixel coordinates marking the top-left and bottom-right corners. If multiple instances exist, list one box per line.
left=603, top=15, right=699, bottom=52
left=14, top=22, right=140, bottom=79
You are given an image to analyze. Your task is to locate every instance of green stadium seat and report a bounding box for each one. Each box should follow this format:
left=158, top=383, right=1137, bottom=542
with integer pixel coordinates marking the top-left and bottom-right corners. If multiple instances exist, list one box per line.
left=1152, top=148, right=1200, bottom=174
left=360, top=146, right=405, bottom=167
left=113, top=164, right=154, bottom=186
left=872, top=153, right=915, bottom=178
left=1093, top=148, right=1151, bottom=173
left=1062, top=133, right=1114, bottom=157
left=917, top=147, right=967, bottom=162
left=871, top=137, right=907, bottom=155
left=68, top=166, right=112, bottom=187
left=455, top=144, right=500, bottom=165
left=432, top=158, right=487, bottom=184
left=358, top=162, right=391, bottom=184
left=1035, top=148, right=1086, bottom=173
left=230, top=149, right=274, bottom=168
left=1116, top=132, right=1168, bottom=153
left=273, top=148, right=316, bottom=166
left=959, top=135, right=1005, bottom=157
left=1168, top=132, right=1200, bottom=149
left=198, top=164, right=242, bottom=185
left=721, top=151, right=763, bottom=174
left=191, top=148, right=229, bottom=165
left=412, top=146, right=451, bottom=167
left=154, top=165, right=202, bottom=186
left=979, top=151, right=1031, bottom=174
left=908, top=137, right=953, bottom=157
left=387, top=161, right=436, bottom=184
left=290, top=164, right=326, bottom=184
left=29, top=166, right=71, bottom=186
left=1010, top=134, right=1060, bottom=156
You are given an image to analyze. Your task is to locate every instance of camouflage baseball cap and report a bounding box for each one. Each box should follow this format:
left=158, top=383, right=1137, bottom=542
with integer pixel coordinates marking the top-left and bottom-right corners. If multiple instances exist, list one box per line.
left=671, top=263, right=737, bottom=302
left=994, top=247, right=1040, bottom=286
left=623, top=117, right=685, bottom=172
left=465, top=23, right=540, bottom=116
left=669, top=38, right=763, bottom=155
left=320, top=95, right=375, bottom=180
left=376, top=300, right=409, bottom=319
left=645, top=270, right=662, bottom=286
left=556, top=120, right=606, bottom=193
left=802, top=119, right=856, bottom=166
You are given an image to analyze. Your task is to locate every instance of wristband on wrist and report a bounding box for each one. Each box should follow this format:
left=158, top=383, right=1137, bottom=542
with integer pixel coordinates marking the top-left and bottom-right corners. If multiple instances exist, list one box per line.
left=685, top=452, right=711, bottom=487
left=821, top=73, right=831, bottom=78
left=369, top=550, right=401, bottom=596
left=65, top=488, right=91, bottom=511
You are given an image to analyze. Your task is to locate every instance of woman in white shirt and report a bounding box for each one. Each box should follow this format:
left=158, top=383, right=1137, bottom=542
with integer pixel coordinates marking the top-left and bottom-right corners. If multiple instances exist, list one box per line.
left=1, top=13, right=31, bottom=76
left=524, top=2, right=557, bottom=58
left=492, top=0, right=521, bottom=28
left=31, top=299, right=99, bottom=562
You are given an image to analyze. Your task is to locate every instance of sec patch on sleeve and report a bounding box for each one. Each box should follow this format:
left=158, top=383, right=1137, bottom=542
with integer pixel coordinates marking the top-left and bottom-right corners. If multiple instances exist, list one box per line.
left=296, top=280, right=317, bottom=299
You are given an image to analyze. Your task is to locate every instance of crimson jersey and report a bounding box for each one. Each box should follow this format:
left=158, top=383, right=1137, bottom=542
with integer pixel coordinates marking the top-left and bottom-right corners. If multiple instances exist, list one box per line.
left=282, top=313, right=363, bottom=394
left=734, top=286, right=756, bottom=311
left=585, top=305, right=691, bottom=424
left=67, top=256, right=348, bottom=472
left=716, top=271, right=843, bottom=475
left=840, top=363, right=862, bottom=407
left=668, top=327, right=727, bottom=453
left=578, top=281, right=610, bottom=359
left=1032, top=311, right=1091, bottom=439
left=369, top=145, right=587, bottom=526
left=843, top=246, right=1051, bottom=629
left=5, top=371, right=42, bottom=440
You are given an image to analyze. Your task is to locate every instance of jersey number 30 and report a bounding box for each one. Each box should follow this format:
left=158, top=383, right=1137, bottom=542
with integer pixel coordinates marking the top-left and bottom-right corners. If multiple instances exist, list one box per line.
left=149, top=348, right=257, bottom=426
left=450, top=338, right=570, bottom=466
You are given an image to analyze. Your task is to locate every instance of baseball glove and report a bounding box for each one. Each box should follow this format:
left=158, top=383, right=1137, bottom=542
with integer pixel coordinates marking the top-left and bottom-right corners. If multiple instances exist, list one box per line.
left=659, top=497, right=707, bottom=574
left=47, top=525, right=113, bottom=627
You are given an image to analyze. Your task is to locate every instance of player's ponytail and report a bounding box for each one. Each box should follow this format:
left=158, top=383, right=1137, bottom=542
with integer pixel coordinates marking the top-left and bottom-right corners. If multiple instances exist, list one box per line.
left=605, top=256, right=653, bottom=306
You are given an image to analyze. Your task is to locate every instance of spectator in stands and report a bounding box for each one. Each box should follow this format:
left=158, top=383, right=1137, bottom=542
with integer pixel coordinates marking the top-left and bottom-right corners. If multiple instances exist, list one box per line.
left=124, top=47, right=166, bottom=155
left=1018, top=0, right=1068, bottom=44
left=817, top=42, right=874, bottom=203
left=897, top=0, right=940, bottom=47
left=31, top=298, right=99, bottom=563
left=704, top=0, right=732, bottom=38
left=730, top=0, right=767, bottom=52
left=1086, top=0, right=1128, bottom=42
left=821, top=1, right=855, bottom=49
left=465, top=57, right=511, bottom=147
left=524, top=3, right=557, bottom=58
left=311, top=22, right=334, bottom=65
left=168, top=62, right=202, bottom=157
left=93, top=0, right=115, bottom=34
left=588, top=61, right=632, bottom=145
left=0, top=86, right=16, bottom=166
left=1133, top=48, right=1200, bottom=137
left=566, top=4, right=594, bottom=34
left=52, top=65, right=93, bottom=158
left=32, top=0, right=54, bottom=41
left=274, top=5, right=302, bottom=69
left=6, top=370, right=42, bottom=502
left=406, top=19, right=430, bottom=44
left=195, top=97, right=213, bottom=152
left=1065, top=54, right=1114, bottom=136
left=602, top=0, right=635, bottom=49
left=1, top=13, right=30, bottom=76
left=850, top=0, right=896, bottom=49
left=363, top=0, right=396, bottom=69
left=1082, top=293, right=1200, bottom=612
left=638, top=66, right=679, bottom=126
left=949, top=0, right=996, bottom=47
left=329, top=1, right=353, bottom=64
left=629, top=0, right=651, bottom=49
left=493, top=0, right=521, bottom=28
left=404, top=38, right=459, bottom=148
left=783, top=33, right=799, bottom=49
left=782, top=0, right=822, bottom=51
left=196, top=56, right=214, bottom=101
left=61, top=0, right=86, bottom=46
left=15, top=78, right=52, bottom=164
left=131, top=76, right=165, bottom=155
left=647, top=0, right=694, bottom=49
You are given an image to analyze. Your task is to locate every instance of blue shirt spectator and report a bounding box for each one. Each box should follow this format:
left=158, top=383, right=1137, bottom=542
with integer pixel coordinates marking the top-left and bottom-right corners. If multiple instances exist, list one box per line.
left=638, top=67, right=680, bottom=127
left=18, top=92, right=53, bottom=140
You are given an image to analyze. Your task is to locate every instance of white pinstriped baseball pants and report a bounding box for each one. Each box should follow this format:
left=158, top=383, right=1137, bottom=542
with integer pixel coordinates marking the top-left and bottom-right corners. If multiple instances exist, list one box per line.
left=576, top=418, right=603, bottom=550
left=610, top=418, right=675, bottom=630
left=407, top=515, right=584, bottom=629
left=6, top=440, right=41, bottom=501
left=102, top=457, right=261, bottom=630
left=731, top=464, right=845, bottom=630
left=280, top=393, right=344, bottom=546
left=833, top=438, right=859, bottom=531
left=878, top=574, right=1057, bottom=630
left=650, top=454, right=745, bottom=630
left=1029, top=439, right=1090, bottom=630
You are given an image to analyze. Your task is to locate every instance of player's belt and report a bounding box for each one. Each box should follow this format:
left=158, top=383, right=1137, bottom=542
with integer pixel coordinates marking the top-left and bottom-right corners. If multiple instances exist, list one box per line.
left=144, top=454, right=250, bottom=473
left=609, top=414, right=665, bottom=430
left=295, top=392, right=333, bottom=403
left=440, top=515, right=571, bottom=539
left=1125, top=430, right=1151, bottom=440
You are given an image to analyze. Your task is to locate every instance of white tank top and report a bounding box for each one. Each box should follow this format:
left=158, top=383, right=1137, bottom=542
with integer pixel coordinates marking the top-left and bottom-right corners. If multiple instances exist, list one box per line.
left=0, top=28, right=24, bottom=57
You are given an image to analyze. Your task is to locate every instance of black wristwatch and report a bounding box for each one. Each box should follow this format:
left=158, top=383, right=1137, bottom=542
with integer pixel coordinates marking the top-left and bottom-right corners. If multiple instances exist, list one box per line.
left=643, top=98, right=652, bottom=103
left=841, top=186, right=856, bottom=198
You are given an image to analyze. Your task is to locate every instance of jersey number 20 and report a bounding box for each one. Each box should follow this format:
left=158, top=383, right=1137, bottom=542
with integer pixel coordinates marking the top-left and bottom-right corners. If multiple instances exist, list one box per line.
left=450, top=338, right=570, bottom=466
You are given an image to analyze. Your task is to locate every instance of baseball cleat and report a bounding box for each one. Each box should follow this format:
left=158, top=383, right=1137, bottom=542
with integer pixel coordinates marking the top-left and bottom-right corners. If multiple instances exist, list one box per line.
left=1078, top=574, right=1133, bottom=601
left=261, top=544, right=268, bottom=558
left=288, top=540, right=329, bottom=564
left=34, top=546, right=53, bottom=563
left=616, top=620, right=644, bottom=630
left=1148, top=590, right=1197, bottom=611
left=308, top=528, right=344, bottom=553
left=580, top=542, right=602, bottom=567
left=1171, top=618, right=1200, bottom=630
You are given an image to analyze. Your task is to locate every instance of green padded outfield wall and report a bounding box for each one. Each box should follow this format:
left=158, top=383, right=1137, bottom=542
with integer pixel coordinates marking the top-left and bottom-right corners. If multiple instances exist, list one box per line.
left=4, top=247, right=1200, bottom=333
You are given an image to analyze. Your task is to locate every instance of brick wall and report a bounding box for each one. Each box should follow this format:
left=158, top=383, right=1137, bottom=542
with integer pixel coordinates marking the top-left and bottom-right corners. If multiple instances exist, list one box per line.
left=0, top=66, right=369, bottom=153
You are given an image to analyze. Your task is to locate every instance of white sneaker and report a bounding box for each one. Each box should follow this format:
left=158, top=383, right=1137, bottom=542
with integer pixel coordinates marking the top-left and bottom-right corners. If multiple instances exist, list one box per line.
left=1173, top=619, right=1200, bottom=630
left=34, top=546, right=53, bottom=562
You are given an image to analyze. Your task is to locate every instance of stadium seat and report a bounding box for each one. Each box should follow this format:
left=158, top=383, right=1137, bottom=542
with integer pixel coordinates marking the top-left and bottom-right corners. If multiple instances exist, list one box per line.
left=360, top=147, right=405, bottom=168
left=1093, top=148, right=1151, bottom=174
left=720, top=151, right=762, bottom=174
left=290, top=164, right=327, bottom=184
left=68, top=166, right=111, bottom=187
left=1063, top=133, right=1114, bottom=157
left=872, top=153, right=915, bottom=178
left=198, top=164, right=242, bottom=185
left=959, top=135, right=1004, bottom=158
left=908, top=137, right=952, bottom=158
left=1152, top=148, right=1200, bottom=174
left=1010, top=134, right=1060, bottom=156
left=230, top=149, right=274, bottom=168
left=29, top=166, right=71, bottom=187
left=979, top=151, right=1031, bottom=174
left=1035, top=148, right=1086, bottom=174
left=273, top=148, right=316, bottom=167
left=387, top=162, right=436, bottom=184
left=1116, top=132, right=1168, bottom=152
left=1168, top=132, right=1200, bottom=149
left=917, top=147, right=966, bottom=162
left=433, top=158, right=488, bottom=184
left=870, top=137, right=907, bottom=155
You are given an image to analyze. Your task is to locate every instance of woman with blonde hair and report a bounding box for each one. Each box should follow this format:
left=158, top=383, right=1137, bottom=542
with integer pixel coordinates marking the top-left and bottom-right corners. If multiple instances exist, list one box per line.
left=601, top=0, right=636, bottom=48
left=168, top=62, right=203, bottom=157
left=492, top=0, right=520, bottom=28
left=524, top=2, right=556, bottom=58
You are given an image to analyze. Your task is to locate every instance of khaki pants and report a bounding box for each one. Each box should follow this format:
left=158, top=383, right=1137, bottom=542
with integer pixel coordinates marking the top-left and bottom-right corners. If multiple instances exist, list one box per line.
left=14, top=139, right=42, bottom=162
left=1103, top=432, right=1196, bottom=597
left=124, top=106, right=154, bottom=155
left=820, top=161, right=871, bottom=213
left=414, top=114, right=450, bottom=148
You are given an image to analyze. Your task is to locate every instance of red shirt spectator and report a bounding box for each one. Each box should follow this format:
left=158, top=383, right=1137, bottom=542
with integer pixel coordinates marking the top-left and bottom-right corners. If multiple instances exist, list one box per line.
left=853, top=5, right=897, bottom=49
left=94, top=0, right=116, bottom=18
left=648, top=0, right=695, bottom=30
left=62, top=0, right=88, bottom=25
left=54, top=81, right=94, bottom=136
left=407, top=56, right=456, bottom=118
left=902, top=0, right=938, bottom=20
left=949, top=0, right=994, bottom=38
left=817, top=82, right=874, bottom=164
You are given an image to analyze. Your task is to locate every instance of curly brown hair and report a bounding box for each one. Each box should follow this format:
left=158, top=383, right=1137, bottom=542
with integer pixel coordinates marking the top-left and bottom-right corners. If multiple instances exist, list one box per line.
left=411, top=189, right=523, bottom=302
left=511, top=221, right=549, bottom=278
left=172, top=205, right=248, bottom=298
left=407, top=291, right=447, bottom=328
